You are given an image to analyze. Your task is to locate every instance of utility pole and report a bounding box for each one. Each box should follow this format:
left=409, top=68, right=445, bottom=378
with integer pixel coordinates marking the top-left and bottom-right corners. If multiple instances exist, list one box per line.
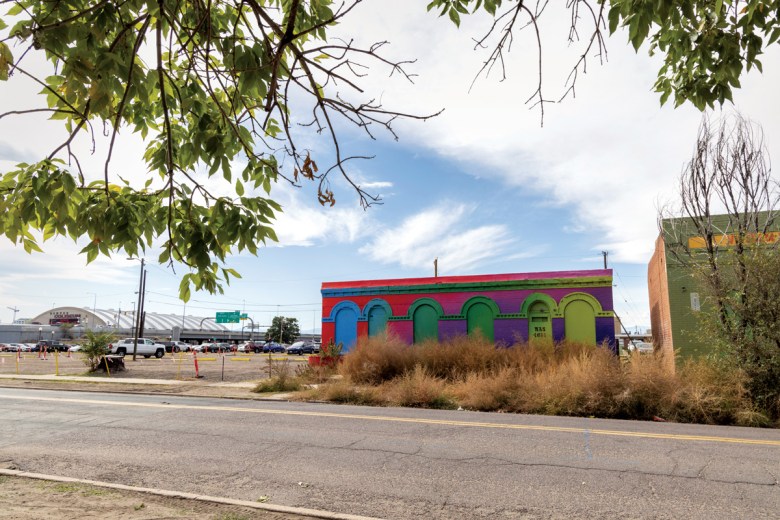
left=132, top=258, right=145, bottom=361
left=6, top=306, right=19, bottom=323
left=434, top=257, right=438, bottom=278
left=601, top=250, right=608, bottom=269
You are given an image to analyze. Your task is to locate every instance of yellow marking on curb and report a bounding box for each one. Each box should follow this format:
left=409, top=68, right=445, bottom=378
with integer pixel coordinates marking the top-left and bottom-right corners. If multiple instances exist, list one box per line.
left=4, top=394, right=780, bottom=447
left=230, top=357, right=251, bottom=362
left=196, top=357, right=217, bottom=362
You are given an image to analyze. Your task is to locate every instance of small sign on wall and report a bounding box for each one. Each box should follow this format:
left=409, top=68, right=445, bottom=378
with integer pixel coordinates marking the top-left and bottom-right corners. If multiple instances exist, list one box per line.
left=690, top=292, right=701, bottom=312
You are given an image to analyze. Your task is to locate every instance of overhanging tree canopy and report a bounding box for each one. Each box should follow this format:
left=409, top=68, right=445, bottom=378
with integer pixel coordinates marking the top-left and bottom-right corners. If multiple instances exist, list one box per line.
left=1, top=0, right=778, bottom=300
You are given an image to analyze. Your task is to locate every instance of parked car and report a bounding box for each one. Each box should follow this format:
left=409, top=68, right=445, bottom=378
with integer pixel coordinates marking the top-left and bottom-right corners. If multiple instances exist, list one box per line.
left=286, top=341, right=319, bottom=355
left=67, top=345, right=82, bottom=352
left=238, top=341, right=264, bottom=353
left=198, top=342, right=228, bottom=353
left=37, top=340, right=69, bottom=352
left=191, top=343, right=208, bottom=353
left=108, top=338, right=166, bottom=358
left=262, top=342, right=285, bottom=353
left=160, top=340, right=191, bottom=353
left=0, top=343, right=10, bottom=352
left=633, top=342, right=654, bottom=354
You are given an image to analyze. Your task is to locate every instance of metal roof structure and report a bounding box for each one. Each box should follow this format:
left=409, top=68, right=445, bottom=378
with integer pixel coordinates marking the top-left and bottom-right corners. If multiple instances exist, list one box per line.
left=31, top=307, right=229, bottom=332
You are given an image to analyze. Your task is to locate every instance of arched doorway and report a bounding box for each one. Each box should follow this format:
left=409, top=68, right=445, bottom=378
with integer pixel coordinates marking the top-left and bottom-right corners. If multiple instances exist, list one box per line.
left=367, top=305, right=389, bottom=337
left=528, top=301, right=551, bottom=341
left=413, top=304, right=438, bottom=343
left=335, top=306, right=358, bottom=352
left=564, top=299, right=597, bottom=344
left=466, top=302, right=495, bottom=342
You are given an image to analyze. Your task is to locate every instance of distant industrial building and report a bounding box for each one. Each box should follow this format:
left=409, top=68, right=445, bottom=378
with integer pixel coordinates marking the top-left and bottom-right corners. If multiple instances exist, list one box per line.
left=0, top=306, right=235, bottom=344
left=321, top=270, right=616, bottom=352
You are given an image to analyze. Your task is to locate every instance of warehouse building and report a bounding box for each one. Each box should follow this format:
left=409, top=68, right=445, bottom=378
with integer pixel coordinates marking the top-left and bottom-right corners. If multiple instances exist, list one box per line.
left=321, top=270, right=616, bottom=352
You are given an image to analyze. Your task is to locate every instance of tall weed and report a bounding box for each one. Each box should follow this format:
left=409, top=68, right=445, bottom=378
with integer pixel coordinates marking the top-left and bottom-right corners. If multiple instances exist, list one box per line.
left=307, top=335, right=771, bottom=426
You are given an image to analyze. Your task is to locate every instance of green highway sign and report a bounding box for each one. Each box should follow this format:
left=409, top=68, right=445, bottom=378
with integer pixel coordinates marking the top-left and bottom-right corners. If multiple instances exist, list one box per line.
left=216, top=311, right=241, bottom=324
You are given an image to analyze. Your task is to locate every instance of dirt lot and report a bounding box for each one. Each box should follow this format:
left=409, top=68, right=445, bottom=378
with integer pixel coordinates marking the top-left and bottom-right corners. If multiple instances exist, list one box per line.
left=0, top=475, right=315, bottom=519
left=0, top=352, right=309, bottom=383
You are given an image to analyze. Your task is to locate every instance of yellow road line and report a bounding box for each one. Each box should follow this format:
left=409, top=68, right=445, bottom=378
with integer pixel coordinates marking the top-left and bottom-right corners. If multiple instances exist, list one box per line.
left=4, top=394, right=780, bottom=447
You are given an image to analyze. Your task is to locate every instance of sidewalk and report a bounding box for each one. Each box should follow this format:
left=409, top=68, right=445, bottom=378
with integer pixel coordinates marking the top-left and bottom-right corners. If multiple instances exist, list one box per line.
left=0, top=373, right=257, bottom=388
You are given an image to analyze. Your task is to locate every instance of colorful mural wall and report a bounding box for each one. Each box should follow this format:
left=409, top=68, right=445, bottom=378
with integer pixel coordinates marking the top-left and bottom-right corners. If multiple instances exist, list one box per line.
left=321, top=270, right=616, bottom=353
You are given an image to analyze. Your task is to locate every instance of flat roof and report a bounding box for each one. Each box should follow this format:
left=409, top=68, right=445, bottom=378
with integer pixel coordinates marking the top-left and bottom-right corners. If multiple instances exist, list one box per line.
left=321, top=269, right=612, bottom=290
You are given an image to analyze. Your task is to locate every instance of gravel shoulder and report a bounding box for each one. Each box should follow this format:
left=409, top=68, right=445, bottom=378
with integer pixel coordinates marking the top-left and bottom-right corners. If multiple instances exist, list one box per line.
left=0, top=475, right=314, bottom=520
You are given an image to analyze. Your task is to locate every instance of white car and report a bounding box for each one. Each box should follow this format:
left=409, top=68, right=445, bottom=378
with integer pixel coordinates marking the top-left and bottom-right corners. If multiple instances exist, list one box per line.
left=67, top=345, right=82, bottom=352
left=627, top=341, right=654, bottom=354
left=108, top=338, right=166, bottom=358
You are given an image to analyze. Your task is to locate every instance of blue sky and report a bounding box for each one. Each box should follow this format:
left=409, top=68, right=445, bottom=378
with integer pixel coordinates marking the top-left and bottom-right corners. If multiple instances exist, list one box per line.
left=1, top=1, right=778, bottom=335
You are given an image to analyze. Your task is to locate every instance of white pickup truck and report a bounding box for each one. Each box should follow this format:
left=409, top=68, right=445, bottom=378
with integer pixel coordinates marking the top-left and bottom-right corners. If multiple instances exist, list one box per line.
left=108, top=338, right=166, bottom=358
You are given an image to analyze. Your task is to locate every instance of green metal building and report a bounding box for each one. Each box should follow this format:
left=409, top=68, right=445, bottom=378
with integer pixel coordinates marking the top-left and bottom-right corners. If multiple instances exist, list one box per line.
left=648, top=213, right=779, bottom=358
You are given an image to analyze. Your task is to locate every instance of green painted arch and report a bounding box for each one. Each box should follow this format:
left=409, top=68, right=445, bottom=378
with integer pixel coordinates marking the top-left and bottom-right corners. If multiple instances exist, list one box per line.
left=519, top=293, right=559, bottom=318
left=558, top=292, right=604, bottom=314
left=460, top=296, right=500, bottom=317
left=560, top=293, right=601, bottom=344
left=406, top=298, right=444, bottom=319
left=461, top=296, right=499, bottom=342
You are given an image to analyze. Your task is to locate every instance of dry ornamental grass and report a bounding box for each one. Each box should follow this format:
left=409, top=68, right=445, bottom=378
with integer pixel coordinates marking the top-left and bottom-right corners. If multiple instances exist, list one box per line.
left=297, top=335, right=774, bottom=427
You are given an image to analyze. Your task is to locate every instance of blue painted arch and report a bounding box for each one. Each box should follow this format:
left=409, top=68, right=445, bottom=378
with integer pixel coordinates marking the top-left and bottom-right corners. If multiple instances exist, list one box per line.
left=329, top=300, right=361, bottom=352
left=362, top=299, right=392, bottom=337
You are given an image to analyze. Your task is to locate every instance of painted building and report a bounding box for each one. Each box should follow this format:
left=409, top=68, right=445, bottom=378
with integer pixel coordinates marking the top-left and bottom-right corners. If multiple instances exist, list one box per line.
left=321, top=270, right=616, bottom=352
left=648, top=213, right=780, bottom=359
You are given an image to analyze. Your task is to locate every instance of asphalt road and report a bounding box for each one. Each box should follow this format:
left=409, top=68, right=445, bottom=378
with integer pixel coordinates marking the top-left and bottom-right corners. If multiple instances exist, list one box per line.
left=1, top=388, right=778, bottom=519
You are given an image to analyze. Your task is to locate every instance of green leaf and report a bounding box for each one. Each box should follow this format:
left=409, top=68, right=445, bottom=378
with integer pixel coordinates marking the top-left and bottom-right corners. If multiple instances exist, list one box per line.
left=178, top=275, right=192, bottom=303
left=448, top=7, right=461, bottom=27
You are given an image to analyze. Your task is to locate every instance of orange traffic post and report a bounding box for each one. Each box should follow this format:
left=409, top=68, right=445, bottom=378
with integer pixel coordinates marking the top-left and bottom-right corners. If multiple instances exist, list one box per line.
left=193, top=351, right=200, bottom=378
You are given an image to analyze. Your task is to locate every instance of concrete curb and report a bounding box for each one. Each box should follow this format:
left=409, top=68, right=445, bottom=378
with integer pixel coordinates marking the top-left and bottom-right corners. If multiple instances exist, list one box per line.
left=0, top=468, right=384, bottom=520
left=0, top=380, right=291, bottom=402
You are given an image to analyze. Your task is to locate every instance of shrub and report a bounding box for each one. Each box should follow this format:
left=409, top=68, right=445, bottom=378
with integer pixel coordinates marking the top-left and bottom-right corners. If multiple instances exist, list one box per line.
left=253, top=358, right=301, bottom=393
left=303, top=335, right=770, bottom=426
left=309, top=379, right=383, bottom=405
left=80, top=330, right=114, bottom=371
left=339, top=333, right=416, bottom=384
left=381, top=365, right=455, bottom=409
left=253, top=377, right=301, bottom=393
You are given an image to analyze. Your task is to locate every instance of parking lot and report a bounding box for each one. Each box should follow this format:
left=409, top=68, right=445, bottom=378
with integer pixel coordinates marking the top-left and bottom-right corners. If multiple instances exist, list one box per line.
left=0, top=351, right=309, bottom=383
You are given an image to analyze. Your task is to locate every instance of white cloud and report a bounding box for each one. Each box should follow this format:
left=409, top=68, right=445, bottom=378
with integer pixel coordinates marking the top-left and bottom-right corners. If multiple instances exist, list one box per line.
left=267, top=183, right=375, bottom=247
left=333, top=2, right=780, bottom=266
left=359, top=181, right=393, bottom=189
left=359, top=203, right=515, bottom=272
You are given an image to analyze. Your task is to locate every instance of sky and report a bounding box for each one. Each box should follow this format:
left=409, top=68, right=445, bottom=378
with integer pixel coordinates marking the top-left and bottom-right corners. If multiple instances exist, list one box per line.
left=1, top=1, right=779, bottom=336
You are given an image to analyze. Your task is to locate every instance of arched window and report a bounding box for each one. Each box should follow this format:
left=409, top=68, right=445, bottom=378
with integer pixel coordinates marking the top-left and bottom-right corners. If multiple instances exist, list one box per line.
left=409, top=298, right=442, bottom=344
left=461, top=297, right=499, bottom=343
